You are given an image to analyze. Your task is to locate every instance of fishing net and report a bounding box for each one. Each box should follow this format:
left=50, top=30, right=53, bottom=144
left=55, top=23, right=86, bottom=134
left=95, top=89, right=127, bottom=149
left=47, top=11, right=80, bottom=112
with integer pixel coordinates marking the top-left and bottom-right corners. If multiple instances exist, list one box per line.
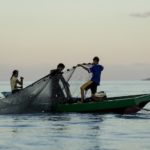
left=64, top=64, right=92, bottom=98
left=0, top=64, right=92, bottom=113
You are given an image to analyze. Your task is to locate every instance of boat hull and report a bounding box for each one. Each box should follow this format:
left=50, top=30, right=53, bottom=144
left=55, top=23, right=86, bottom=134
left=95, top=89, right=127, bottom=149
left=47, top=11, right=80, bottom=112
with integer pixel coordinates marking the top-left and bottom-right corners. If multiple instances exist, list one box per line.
left=55, top=94, right=150, bottom=114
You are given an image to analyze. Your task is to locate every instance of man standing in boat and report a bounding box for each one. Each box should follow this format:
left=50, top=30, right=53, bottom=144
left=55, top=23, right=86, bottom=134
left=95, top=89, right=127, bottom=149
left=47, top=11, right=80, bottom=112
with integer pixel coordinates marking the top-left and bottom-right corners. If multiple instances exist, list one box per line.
left=78, top=56, right=104, bottom=102
left=10, top=70, right=24, bottom=93
left=50, top=63, right=71, bottom=101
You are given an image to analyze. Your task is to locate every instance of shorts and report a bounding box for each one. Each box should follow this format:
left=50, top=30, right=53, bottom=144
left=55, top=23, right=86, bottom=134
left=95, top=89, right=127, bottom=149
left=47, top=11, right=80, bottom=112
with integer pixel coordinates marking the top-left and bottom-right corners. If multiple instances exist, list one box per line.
left=81, top=81, right=98, bottom=94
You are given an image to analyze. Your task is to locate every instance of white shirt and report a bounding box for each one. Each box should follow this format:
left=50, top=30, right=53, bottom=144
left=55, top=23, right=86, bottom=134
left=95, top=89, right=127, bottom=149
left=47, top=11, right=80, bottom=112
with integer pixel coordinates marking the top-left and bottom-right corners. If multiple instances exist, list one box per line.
left=10, top=76, right=17, bottom=91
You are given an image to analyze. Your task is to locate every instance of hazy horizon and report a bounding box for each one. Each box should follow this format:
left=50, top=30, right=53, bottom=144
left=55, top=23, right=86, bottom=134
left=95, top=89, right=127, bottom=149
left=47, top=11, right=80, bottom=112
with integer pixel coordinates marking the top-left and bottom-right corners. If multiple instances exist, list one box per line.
left=0, top=0, right=150, bottom=81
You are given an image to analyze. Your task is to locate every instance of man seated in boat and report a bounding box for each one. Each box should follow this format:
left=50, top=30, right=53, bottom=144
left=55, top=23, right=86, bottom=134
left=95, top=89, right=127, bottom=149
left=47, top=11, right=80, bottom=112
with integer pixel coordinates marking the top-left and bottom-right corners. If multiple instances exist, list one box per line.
left=50, top=63, right=71, bottom=102
left=10, top=70, right=24, bottom=94
left=78, top=56, right=104, bottom=102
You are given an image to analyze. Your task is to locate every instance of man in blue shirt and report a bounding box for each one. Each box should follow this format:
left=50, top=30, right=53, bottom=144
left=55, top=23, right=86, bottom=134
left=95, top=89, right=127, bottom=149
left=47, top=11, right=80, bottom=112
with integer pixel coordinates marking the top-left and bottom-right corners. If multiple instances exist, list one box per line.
left=79, top=57, right=104, bottom=102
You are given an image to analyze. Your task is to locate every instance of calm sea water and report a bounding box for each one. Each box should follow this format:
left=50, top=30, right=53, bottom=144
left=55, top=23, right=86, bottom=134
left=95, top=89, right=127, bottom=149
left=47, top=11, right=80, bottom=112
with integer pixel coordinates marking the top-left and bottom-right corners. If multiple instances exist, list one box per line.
left=0, top=81, right=150, bottom=150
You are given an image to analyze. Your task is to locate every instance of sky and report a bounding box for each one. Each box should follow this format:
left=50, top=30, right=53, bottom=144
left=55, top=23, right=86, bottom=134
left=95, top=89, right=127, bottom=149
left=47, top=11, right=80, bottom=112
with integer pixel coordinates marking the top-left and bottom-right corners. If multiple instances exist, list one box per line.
left=0, top=0, right=150, bottom=81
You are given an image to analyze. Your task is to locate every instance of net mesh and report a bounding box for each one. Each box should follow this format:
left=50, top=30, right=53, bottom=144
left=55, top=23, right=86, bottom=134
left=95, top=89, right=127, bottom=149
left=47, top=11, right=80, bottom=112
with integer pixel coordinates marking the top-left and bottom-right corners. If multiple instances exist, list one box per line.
left=64, top=64, right=92, bottom=97
left=0, top=64, right=92, bottom=113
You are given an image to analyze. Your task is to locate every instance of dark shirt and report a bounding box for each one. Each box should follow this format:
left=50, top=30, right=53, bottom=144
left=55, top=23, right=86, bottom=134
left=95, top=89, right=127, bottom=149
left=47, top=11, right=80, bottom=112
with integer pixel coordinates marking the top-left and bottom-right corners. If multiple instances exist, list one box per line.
left=50, top=69, right=63, bottom=76
left=89, top=64, right=104, bottom=85
left=50, top=69, right=71, bottom=99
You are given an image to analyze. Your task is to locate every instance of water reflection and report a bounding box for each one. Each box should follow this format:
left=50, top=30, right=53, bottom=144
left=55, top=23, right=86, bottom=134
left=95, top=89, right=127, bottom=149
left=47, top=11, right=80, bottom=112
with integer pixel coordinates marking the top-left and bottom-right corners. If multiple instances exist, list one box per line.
left=0, top=113, right=149, bottom=150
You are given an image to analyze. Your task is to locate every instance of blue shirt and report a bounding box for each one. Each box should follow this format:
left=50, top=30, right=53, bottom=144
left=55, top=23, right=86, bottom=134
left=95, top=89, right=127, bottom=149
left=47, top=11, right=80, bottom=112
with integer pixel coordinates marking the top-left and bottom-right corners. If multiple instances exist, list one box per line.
left=89, top=64, right=104, bottom=85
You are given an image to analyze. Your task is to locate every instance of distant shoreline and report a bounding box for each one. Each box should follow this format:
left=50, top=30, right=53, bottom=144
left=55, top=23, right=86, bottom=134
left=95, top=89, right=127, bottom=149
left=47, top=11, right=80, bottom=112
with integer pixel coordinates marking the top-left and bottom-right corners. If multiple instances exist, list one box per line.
left=142, top=78, right=150, bottom=81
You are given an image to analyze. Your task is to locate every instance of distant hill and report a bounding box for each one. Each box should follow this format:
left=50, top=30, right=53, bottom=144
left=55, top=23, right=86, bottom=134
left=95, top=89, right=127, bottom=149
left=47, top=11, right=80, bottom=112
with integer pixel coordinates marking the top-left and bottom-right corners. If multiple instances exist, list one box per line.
left=143, top=78, right=150, bottom=80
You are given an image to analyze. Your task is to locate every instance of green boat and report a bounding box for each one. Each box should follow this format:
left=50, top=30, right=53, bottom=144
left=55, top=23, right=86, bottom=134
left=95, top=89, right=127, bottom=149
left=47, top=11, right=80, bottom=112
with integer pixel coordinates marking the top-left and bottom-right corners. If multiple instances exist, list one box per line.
left=55, top=94, right=150, bottom=114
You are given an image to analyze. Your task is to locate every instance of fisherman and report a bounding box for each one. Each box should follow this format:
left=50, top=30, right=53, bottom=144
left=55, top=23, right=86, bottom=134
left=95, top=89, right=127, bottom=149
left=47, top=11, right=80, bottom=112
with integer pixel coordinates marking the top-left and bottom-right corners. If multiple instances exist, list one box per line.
left=78, top=56, right=104, bottom=102
left=10, top=70, right=24, bottom=93
left=50, top=63, right=71, bottom=101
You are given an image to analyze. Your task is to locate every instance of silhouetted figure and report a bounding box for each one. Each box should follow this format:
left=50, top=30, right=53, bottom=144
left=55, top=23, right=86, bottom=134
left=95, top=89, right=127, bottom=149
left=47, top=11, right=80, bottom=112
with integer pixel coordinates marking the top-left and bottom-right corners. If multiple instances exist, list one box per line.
left=50, top=63, right=71, bottom=102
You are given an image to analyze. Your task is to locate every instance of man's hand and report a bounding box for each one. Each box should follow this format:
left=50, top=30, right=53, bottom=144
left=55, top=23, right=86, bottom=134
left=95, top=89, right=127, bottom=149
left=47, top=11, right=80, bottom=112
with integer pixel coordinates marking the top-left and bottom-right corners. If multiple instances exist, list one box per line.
left=20, top=77, right=24, bottom=80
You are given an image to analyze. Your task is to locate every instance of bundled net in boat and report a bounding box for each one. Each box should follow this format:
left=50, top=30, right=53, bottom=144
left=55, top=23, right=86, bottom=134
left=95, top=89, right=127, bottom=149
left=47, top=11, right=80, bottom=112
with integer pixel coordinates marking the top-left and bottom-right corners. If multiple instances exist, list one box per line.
left=0, top=64, right=92, bottom=113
